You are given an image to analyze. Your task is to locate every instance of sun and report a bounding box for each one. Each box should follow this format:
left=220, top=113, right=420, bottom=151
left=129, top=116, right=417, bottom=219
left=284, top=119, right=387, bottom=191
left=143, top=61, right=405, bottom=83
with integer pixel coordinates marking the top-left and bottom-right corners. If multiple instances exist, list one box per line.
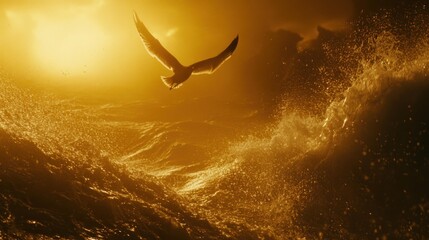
left=33, top=15, right=107, bottom=77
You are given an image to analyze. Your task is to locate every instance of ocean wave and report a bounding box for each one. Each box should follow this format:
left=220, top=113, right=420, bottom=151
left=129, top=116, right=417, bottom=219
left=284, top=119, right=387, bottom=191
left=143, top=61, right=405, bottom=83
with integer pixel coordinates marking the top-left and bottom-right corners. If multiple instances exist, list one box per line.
left=181, top=30, right=429, bottom=239
left=0, top=123, right=225, bottom=239
left=0, top=78, right=226, bottom=239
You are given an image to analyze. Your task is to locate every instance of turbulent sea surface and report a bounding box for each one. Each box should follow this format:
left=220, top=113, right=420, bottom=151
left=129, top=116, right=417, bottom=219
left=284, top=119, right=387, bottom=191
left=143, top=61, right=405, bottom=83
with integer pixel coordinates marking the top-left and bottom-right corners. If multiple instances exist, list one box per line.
left=1, top=18, right=429, bottom=240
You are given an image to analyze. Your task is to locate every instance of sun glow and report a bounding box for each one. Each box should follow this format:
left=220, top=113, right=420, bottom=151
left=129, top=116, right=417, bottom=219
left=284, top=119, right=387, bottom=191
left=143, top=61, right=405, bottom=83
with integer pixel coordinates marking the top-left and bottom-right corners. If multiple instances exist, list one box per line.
left=33, top=15, right=108, bottom=77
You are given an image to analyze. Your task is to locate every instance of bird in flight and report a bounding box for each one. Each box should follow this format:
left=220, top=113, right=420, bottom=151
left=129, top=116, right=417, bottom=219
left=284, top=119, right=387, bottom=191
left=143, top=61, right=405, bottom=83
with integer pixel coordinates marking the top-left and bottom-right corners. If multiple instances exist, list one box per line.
left=133, top=12, right=239, bottom=90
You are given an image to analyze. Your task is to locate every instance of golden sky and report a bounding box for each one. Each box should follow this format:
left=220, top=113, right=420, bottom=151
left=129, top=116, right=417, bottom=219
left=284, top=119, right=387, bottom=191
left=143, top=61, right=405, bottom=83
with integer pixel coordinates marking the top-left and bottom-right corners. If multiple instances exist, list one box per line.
left=0, top=0, right=354, bottom=100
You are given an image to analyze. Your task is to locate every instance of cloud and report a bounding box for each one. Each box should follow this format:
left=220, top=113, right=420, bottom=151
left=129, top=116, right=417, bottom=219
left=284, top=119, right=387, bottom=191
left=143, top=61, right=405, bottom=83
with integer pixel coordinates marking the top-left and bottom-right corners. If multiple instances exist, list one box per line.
left=145, top=0, right=355, bottom=39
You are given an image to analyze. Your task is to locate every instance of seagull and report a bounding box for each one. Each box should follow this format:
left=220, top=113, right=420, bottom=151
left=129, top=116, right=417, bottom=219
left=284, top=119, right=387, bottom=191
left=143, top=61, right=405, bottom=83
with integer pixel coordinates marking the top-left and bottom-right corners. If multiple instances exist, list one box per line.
left=133, top=12, right=239, bottom=90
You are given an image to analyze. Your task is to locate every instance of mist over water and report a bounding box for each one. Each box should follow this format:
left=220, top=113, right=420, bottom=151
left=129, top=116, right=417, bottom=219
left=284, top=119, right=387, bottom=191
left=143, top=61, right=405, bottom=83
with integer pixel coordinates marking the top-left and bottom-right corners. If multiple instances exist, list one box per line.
left=1, top=7, right=429, bottom=240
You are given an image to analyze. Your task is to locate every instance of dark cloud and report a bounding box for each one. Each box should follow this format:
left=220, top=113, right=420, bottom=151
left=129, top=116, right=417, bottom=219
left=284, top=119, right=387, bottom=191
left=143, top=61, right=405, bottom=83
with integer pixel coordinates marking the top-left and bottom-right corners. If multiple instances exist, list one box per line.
left=232, top=0, right=429, bottom=114
left=353, top=0, right=426, bottom=15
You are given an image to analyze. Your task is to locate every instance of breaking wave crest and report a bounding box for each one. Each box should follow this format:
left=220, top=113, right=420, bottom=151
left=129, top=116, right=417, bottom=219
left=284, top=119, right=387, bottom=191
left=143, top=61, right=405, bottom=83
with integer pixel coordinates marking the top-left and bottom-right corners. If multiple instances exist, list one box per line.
left=181, top=30, right=429, bottom=239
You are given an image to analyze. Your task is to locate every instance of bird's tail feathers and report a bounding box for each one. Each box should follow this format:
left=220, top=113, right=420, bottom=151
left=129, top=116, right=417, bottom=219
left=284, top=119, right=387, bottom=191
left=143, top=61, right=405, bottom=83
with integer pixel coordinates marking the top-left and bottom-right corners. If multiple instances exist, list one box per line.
left=161, top=76, right=182, bottom=90
left=161, top=76, right=173, bottom=88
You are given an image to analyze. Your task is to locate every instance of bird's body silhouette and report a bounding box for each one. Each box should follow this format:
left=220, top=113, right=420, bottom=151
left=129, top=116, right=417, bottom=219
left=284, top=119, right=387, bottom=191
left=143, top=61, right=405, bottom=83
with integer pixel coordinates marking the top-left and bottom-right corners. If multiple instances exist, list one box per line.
left=133, top=12, right=239, bottom=90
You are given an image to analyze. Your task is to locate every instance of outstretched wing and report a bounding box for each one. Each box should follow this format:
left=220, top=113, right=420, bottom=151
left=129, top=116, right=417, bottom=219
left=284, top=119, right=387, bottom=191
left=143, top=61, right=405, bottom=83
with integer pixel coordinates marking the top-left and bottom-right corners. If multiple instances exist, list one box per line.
left=190, top=35, right=239, bottom=75
left=134, top=12, right=182, bottom=71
